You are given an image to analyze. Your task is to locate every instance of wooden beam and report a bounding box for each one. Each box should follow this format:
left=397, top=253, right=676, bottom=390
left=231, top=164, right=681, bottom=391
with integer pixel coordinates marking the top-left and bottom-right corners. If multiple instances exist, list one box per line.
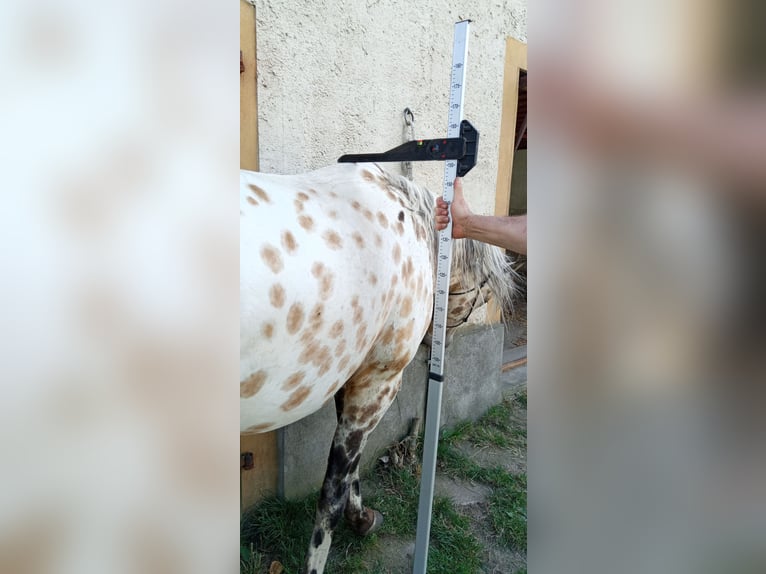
left=488, top=38, right=527, bottom=323
left=240, top=0, right=259, bottom=171
left=494, top=38, right=527, bottom=218
left=241, top=1, right=274, bottom=511
left=240, top=432, right=278, bottom=510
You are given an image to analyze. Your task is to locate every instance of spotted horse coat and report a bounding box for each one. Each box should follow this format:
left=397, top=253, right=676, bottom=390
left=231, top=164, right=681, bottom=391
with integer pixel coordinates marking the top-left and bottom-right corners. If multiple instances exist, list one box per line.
left=240, top=162, right=515, bottom=574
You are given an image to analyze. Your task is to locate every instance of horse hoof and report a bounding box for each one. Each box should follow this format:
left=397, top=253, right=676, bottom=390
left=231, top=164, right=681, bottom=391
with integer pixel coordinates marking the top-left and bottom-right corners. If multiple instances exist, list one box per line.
left=365, top=509, right=384, bottom=535
left=355, top=508, right=383, bottom=536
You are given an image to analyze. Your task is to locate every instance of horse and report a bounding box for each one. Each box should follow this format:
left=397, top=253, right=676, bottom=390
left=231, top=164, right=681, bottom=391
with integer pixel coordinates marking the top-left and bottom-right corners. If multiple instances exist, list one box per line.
left=240, top=162, right=515, bottom=574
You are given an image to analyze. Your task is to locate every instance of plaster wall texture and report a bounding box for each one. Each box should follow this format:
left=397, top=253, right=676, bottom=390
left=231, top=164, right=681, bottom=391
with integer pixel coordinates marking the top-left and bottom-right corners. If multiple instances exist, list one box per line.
left=254, top=0, right=527, bottom=217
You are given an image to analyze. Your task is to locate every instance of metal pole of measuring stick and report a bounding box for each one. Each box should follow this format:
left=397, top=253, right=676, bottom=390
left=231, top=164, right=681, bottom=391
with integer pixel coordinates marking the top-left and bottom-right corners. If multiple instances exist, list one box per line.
left=412, top=19, right=469, bottom=574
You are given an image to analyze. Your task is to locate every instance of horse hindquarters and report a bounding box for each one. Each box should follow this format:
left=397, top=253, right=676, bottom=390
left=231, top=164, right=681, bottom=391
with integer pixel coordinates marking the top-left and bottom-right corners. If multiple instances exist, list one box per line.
left=304, top=373, right=403, bottom=574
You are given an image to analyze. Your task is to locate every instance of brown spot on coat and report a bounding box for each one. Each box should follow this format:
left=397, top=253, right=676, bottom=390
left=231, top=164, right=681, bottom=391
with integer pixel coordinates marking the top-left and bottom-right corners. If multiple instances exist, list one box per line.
left=376, top=212, right=389, bottom=229
left=281, top=386, right=311, bottom=411
left=363, top=209, right=374, bottom=222
left=374, top=234, right=382, bottom=248
left=352, top=232, right=365, bottom=249
left=322, top=229, right=343, bottom=250
left=281, top=230, right=298, bottom=254
left=319, top=273, right=334, bottom=300
left=269, top=284, right=285, bottom=308
left=355, top=323, right=368, bottom=351
left=261, top=322, right=275, bottom=339
left=281, top=371, right=306, bottom=391
left=287, top=303, right=305, bottom=334
left=316, top=345, right=332, bottom=376
left=334, top=339, right=346, bottom=357
left=311, top=262, right=325, bottom=278
left=260, top=244, right=283, bottom=274
left=401, top=296, right=413, bottom=317
left=361, top=169, right=376, bottom=182
left=392, top=244, right=402, bottom=264
left=401, top=257, right=414, bottom=282
left=241, top=370, right=267, bottom=398
left=380, top=326, right=394, bottom=346
left=329, top=320, right=344, bottom=338
left=309, top=304, right=324, bottom=331
left=324, top=379, right=344, bottom=398
left=249, top=184, right=270, bottom=203
left=298, top=215, right=315, bottom=231
left=299, top=341, right=320, bottom=364
left=394, top=221, right=405, bottom=235
left=294, top=199, right=305, bottom=213
left=399, top=321, right=415, bottom=344
left=296, top=192, right=310, bottom=201
left=337, top=355, right=351, bottom=372
left=310, top=263, right=335, bottom=299
left=369, top=273, right=378, bottom=286
left=247, top=196, right=258, bottom=206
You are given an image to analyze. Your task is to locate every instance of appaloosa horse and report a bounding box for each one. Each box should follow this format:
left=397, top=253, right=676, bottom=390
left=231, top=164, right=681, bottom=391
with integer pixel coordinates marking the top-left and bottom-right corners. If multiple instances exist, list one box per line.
left=240, top=162, right=515, bottom=574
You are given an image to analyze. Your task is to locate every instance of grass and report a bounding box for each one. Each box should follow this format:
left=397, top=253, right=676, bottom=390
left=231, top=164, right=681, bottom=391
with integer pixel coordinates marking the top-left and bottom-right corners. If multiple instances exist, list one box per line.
left=441, top=396, right=527, bottom=450
left=240, top=390, right=527, bottom=573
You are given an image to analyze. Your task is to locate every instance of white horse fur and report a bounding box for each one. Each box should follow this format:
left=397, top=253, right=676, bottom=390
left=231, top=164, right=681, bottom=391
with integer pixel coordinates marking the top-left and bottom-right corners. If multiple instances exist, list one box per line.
left=240, top=163, right=515, bottom=574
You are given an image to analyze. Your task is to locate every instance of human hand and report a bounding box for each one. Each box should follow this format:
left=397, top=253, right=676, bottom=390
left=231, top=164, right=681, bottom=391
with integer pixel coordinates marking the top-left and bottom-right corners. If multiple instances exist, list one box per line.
left=435, top=177, right=472, bottom=239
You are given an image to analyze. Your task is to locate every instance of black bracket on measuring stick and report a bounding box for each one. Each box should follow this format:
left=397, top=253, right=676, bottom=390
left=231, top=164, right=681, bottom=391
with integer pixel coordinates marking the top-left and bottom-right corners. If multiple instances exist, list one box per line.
left=338, top=119, right=479, bottom=176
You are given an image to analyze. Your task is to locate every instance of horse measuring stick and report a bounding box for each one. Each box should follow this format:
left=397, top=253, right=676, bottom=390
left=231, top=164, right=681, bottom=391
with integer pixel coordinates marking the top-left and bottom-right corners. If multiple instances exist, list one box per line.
left=412, top=19, right=471, bottom=574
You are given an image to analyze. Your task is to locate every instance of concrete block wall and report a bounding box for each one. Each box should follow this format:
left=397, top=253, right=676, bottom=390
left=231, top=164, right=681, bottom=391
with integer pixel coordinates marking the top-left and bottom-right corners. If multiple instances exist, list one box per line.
left=281, top=323, right=504, bottom=499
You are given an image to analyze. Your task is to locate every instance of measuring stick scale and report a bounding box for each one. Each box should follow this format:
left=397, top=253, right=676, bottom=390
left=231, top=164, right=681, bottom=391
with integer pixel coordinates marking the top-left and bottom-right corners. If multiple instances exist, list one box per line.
left=412, top=19, right=470, bottom=574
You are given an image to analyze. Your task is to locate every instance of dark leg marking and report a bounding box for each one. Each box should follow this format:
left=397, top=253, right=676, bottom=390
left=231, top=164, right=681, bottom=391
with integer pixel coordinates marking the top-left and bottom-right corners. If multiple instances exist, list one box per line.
left=312, top=528, right=324, bottom=548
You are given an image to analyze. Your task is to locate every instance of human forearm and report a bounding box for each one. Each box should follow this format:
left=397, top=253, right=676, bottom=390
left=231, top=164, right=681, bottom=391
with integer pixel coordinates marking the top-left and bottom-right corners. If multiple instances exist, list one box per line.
left=463, top=213, right=527, bottom=254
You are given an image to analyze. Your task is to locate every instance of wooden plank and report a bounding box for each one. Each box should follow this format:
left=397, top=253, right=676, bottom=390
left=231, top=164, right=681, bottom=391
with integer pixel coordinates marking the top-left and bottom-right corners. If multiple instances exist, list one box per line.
left=494, top=38, right=527, bottom=218
left=502, top=356, right=527, bottom=372
left=241, top=0, right=274, bottom=511
left=240, top=0, right=259, bottom=171
left=240, top=432, right=278, bottom=510
left=488, top=38, right=527, bottom=323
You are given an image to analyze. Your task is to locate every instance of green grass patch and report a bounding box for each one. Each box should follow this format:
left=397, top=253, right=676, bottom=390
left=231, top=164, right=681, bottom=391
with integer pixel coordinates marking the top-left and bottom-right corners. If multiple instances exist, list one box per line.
left=240, top=491, right=384, bottom=574
left=437, top=442, right=527, bottom=551
left=364, top=467, right=419, bottom=537
left=441, top=397, right=526, bottom=450
left=488, top=472, right=527, bottom=549
left=240, top=393, right=527, bottom=572
left=428, top=496, right=483, bottom=573
left=240, top=467, right=483, bottom=573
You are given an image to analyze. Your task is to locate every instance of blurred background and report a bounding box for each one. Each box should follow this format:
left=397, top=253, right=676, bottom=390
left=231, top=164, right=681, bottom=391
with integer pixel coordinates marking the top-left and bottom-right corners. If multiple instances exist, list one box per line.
left=530, top=0, right=766, bottom=572
left=0, top=0, right=763, bottom=572
left=0, top=1, right=239, bottom=573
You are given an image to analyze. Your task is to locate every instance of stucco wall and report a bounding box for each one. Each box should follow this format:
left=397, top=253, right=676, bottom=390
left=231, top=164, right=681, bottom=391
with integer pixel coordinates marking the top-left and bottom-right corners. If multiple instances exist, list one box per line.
left=254, top=0, right=527, bottom=216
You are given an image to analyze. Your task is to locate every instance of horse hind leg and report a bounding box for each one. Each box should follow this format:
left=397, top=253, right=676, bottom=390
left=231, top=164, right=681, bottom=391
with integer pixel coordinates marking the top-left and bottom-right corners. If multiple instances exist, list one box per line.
left=304, top=374, right=400, bottom=574
left=341, top=373, right=402, bottom=535
left=344, top=459, right=383, bottom=536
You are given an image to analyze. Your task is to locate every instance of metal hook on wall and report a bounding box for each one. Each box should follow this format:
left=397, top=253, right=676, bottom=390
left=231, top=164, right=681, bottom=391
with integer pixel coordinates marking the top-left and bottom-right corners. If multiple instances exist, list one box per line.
left=402, top=108, right=415, bottom=179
